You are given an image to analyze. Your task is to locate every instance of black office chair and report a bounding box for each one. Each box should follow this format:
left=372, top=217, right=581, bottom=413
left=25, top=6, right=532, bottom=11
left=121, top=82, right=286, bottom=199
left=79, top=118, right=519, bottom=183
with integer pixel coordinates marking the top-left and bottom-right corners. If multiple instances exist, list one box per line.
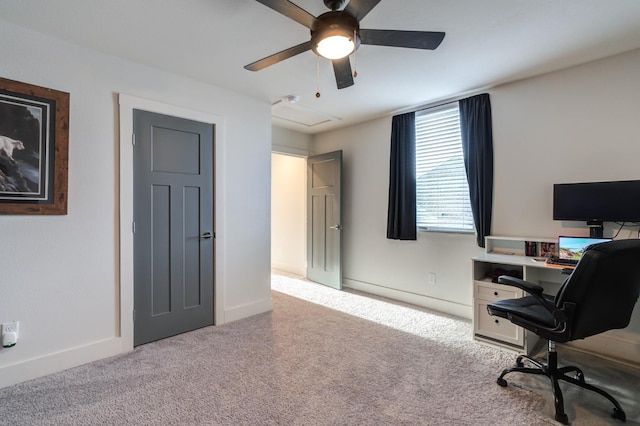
left=487, top=239, right=640, bottom=424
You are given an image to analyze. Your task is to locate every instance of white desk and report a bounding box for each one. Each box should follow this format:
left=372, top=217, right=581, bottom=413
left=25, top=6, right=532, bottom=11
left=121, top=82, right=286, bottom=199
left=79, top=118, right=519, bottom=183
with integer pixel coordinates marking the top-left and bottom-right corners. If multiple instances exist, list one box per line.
left=472, top=237, right=568, bottom=354
left=473, top=236, right=640, bottom=366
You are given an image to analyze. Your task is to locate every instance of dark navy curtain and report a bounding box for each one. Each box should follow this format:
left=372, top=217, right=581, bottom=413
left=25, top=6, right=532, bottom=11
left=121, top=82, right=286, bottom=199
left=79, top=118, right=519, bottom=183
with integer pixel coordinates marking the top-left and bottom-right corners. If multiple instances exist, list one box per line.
left=459, top=93, right=494, bottom=248
left=386, top=112, right=417, bottom=240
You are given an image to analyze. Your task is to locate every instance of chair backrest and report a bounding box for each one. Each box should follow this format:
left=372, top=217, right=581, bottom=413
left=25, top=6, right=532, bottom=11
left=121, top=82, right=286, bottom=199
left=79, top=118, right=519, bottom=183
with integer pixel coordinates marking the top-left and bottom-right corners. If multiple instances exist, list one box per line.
left=555, top=239, right=640, bottom=341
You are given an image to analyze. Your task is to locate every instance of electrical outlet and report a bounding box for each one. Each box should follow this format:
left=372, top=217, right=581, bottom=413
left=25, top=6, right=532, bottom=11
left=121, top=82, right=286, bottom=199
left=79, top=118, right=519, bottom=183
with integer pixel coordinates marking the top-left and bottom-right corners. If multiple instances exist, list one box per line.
left=1, top=321, right=19, bottom=336
left=428, top=273, right=436, bottom=285
left=2, top=321, right=19, bottom=348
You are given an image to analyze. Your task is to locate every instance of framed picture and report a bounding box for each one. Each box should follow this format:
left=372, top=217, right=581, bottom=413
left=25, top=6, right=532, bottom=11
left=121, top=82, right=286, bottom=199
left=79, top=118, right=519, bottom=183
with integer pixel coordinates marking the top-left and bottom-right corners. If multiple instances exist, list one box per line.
left=540, top=242, right=556, bottom=258
left=0, top=77, right=69, bottom=214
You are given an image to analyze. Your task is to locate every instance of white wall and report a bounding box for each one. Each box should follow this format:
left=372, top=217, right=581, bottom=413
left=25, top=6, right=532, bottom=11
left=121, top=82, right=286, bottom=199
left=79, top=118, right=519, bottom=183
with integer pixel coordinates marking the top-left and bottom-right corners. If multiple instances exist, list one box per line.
left=272, top=126, right=312, bottom=156
left=312, top=48, right=640, bottom=333
left=0, top=20, right=272, bottom=388
left=491, top=49, right=640, bottom=241
left=271, top=153, right=307, bottom=276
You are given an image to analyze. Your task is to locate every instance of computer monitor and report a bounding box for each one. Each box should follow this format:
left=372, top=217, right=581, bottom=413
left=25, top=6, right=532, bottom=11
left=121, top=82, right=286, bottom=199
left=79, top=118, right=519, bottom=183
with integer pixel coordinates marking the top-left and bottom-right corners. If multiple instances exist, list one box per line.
left=558, top=236, right=612, bottom=261
left=553, top=180, right=640, bottom=238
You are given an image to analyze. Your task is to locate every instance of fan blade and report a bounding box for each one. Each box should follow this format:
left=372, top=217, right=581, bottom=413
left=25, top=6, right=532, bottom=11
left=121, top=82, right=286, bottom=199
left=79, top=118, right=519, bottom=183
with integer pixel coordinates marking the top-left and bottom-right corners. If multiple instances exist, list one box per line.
left=254, top=0, right=316, bottom=29
left=343, top=0, right=382, bottom=22
left=245, top=41, right=312, bottom=71
left=360, top=29, right=445, bottom=50
left=332, top=57, right=354, bottom=89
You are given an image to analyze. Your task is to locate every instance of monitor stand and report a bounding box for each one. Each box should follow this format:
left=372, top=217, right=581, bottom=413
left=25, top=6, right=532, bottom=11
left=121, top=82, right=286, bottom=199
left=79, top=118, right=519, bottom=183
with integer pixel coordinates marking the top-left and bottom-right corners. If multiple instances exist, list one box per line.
left=587, top=220, right=604, bottom=238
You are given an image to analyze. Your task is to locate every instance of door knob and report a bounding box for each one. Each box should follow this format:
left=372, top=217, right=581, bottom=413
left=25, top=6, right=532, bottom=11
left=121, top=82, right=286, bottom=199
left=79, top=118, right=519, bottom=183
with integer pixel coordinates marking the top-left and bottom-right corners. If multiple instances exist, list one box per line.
left=200, top=232, right=213, bottom=239
left=329, top=224, right=342, bottom=230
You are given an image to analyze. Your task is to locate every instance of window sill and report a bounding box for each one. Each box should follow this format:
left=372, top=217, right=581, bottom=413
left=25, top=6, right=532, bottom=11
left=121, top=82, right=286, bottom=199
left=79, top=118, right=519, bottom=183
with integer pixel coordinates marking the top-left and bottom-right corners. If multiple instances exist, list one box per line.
left=417, top=227, right=475, bottom=234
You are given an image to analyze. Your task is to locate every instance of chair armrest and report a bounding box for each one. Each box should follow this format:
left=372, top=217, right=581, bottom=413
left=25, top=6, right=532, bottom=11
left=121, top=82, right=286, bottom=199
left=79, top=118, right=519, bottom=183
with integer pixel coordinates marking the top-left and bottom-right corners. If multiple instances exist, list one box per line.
left=497, top=275, right=544, bottom=296
left=498, top=275, right=569, bottom=323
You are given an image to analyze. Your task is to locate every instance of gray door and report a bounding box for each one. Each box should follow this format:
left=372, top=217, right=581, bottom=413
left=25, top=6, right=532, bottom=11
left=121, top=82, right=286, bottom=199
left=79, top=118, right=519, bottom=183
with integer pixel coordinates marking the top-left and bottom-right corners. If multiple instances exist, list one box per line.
left=133, top=110, right=214, bottom=346
left=307, top=151, right=342, bottom=289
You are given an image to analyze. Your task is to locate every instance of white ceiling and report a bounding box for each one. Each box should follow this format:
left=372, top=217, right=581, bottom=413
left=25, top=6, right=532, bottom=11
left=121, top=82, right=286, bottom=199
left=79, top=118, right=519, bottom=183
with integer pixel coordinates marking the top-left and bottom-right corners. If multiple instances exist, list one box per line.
left=2, top=0, right=640, bottom=134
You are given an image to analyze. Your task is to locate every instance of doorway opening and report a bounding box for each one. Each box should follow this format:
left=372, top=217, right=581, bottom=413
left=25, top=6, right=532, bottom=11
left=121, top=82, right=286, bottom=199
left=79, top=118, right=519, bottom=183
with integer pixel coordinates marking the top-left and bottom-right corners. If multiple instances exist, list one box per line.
left=271, top=152, right=307, bottom=277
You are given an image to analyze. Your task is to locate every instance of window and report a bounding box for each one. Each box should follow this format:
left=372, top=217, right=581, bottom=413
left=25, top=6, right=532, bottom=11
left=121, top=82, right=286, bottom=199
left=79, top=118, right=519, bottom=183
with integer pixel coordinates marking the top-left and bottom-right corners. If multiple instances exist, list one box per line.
left=415, top=103, right=474, bottom=232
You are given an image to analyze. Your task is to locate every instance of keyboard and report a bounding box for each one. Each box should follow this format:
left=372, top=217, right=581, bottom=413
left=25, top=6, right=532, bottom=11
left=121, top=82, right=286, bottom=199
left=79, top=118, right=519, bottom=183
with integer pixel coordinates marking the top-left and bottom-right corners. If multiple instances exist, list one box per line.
left=545, top=256, right=578, bottom=266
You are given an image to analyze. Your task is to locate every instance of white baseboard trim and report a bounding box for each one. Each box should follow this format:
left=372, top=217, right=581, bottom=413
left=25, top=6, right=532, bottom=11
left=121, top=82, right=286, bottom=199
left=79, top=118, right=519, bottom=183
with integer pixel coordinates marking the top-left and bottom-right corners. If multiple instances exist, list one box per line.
left=565, top=329, right=640, bottom=368
left=0, top=337, right=127, bottom=389
left=224, top=298, right=273, bottom=323
left=343, top=278, right=472, bottom=320
left=1, top=297, right=276, bottom=389
left=271, top=263, right=306, bottom=278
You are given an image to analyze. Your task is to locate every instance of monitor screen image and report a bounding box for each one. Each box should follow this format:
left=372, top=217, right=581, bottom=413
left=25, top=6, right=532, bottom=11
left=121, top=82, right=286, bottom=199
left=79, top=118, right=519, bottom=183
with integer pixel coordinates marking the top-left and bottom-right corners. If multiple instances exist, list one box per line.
left=558, top=236, right=612, bottom=260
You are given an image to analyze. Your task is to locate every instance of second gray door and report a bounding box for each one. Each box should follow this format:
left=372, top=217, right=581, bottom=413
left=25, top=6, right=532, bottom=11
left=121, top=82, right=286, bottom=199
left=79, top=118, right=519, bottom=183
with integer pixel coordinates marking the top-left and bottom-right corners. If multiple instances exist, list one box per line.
left=307, top=151, right=342, bottom=289
left=133, top=109, right=214, bottom=346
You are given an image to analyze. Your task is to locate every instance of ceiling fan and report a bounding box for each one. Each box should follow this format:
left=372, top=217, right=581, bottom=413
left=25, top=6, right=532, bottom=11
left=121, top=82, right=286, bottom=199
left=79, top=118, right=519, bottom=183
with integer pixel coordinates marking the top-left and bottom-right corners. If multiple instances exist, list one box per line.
left=244, top=0, right=445, bottom=90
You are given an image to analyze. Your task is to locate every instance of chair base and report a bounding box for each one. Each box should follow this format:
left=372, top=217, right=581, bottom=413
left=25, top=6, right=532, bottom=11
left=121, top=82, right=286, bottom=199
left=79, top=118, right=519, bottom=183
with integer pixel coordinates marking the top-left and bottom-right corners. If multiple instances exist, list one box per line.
left=496, top=344, right=626, bottom=424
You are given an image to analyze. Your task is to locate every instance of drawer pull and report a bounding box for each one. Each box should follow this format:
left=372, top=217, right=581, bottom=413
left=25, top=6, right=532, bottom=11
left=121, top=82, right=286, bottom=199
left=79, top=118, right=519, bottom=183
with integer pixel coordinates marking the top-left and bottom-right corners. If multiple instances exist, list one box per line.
left=494, top=319, right=499, bottom=324
left=494, top=291, right=499, bottom=296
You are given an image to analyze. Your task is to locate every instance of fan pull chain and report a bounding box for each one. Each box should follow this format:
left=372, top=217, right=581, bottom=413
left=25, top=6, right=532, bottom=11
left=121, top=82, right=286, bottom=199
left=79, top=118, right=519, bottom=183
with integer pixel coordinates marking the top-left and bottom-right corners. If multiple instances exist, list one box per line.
left=353, top=29, right=358, bottom=78
left=315, top=56, right=321, bottom=98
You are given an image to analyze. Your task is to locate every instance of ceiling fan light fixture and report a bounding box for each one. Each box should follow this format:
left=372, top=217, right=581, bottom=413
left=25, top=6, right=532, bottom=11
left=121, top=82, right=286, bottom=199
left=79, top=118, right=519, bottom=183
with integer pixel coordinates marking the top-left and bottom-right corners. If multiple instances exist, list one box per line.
left=310, top=11, right=360, bottom=60
left=316, top=34, right=354, bottom=59
left=246, top=1, right=445, bottom=90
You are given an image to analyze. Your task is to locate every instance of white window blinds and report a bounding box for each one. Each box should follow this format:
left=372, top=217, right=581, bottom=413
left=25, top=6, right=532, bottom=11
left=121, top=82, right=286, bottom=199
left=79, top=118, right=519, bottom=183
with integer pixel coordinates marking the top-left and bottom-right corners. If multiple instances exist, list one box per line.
left=415, top=103, right=474, bottom=232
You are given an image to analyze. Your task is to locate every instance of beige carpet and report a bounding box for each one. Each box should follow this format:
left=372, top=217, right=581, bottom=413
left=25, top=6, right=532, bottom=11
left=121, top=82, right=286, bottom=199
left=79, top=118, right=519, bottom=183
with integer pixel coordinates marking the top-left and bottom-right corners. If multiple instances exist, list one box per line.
left=0, top=273, right=636, bottom=425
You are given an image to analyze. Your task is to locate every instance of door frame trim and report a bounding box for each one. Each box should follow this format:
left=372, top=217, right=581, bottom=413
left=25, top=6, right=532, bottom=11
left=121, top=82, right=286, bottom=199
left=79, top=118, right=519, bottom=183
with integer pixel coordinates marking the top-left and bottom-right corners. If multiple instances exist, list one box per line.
left=118, top=94, right=225, bottom=352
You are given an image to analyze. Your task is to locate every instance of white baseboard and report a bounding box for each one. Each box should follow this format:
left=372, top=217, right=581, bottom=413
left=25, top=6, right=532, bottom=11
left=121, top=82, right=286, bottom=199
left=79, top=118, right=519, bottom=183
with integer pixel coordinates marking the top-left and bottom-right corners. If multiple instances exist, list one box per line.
left=0, top=297, right=276, bottom=390
left=343, top=278, right=472, bottom=320
left=1, top=298, right=275, bottom=390
left=224, top=298, right=273, bottom=323
left=0, top=337, right=127, bottom=389
left=565, top=329, right=640, bottom=368
left=271, top=263, right=306, bottom=278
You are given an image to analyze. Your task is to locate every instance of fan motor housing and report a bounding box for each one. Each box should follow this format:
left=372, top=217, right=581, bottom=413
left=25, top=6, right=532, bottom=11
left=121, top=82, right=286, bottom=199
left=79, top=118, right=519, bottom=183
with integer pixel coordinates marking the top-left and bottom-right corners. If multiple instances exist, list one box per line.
left=323, top=0, right=345, bottom=10
left=311, top=11, right=361, bottom=56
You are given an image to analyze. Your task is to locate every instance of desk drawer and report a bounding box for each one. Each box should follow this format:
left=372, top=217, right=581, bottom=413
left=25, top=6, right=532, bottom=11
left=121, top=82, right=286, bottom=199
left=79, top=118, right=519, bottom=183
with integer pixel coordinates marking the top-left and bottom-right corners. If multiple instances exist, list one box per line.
left=474, top=300, right=523, bottom=346
left=475, top=280, right=521, bottom=301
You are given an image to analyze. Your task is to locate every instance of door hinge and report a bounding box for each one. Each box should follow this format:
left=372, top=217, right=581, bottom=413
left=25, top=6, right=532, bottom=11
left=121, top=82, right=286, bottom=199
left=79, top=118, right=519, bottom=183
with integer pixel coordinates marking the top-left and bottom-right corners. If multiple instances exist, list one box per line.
left=132, top=221, right=136, bottom=234
left=133, top=310, right=136, bottom=322
left=132, top=133, right=136, bottom=146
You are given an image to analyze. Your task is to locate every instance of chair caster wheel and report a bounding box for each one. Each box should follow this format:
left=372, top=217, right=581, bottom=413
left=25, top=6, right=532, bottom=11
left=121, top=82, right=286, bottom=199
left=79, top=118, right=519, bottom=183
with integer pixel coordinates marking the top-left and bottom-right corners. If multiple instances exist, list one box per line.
left=496, top=377, right=508, bottom=387
left=611, top=407, right=626, bottom=422
left=555, top=413, right=569, bottom=424
left=515, top=356, right=524, bottom=367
